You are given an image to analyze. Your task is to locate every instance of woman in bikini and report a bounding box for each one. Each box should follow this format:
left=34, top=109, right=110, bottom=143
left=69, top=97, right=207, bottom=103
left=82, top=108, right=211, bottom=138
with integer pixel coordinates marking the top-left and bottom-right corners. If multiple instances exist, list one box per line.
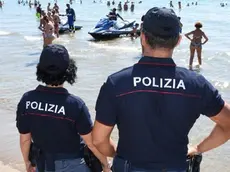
left=43, top=22, right=56, bottom=47
left=185, top=22, right=209, bottom=70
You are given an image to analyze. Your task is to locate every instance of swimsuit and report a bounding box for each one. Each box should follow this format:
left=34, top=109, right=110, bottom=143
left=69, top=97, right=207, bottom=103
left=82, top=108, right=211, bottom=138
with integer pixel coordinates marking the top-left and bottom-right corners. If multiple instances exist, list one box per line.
left=191, top=42, right=202, bottom=48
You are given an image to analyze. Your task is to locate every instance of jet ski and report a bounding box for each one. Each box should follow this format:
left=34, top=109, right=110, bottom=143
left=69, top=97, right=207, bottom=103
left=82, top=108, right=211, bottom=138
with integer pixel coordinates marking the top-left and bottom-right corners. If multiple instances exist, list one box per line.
left=59, top=25, right=82, bottom=34
left=88, top=18, right=140, bottom=40
left=58, top=19, right=82, bottom=34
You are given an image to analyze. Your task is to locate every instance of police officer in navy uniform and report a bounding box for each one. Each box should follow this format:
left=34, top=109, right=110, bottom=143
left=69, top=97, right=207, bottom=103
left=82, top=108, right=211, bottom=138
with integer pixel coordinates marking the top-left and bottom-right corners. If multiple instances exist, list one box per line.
left=92, top=7, right=230, bottom=172
left=16, top=44, right=111, bottom=172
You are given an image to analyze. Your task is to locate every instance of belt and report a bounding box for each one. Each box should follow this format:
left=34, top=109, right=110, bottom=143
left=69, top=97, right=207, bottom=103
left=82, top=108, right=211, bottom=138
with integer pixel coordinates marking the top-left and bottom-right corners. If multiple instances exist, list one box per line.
left=37, top=153, right=82, bottom=171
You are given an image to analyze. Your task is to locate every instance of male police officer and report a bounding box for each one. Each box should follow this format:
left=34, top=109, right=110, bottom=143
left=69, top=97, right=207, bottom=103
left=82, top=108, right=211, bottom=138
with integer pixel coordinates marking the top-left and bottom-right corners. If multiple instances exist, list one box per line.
left=92, top=7, right=230, bottom=172
left=16, top=44, right=110, bottom=172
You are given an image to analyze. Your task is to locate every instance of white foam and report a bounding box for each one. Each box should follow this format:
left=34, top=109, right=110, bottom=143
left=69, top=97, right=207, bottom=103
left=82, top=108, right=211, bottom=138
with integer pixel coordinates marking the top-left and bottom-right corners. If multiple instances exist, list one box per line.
left=0, top=161, right=21, bottom=172
left=24, top=36, right=41, bottom=41
left=0, top=31, right=11, bottom=36
left=89, top=42, right=139, bottom=52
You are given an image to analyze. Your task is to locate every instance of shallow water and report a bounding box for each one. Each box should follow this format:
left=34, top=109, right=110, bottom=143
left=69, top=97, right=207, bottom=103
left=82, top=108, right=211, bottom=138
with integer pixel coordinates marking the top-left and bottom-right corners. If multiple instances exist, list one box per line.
left=0, top=0, right=230, bottom=171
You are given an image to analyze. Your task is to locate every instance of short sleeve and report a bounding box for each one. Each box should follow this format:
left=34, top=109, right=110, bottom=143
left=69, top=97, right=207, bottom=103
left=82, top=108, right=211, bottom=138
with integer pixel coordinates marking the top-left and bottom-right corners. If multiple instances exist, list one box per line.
left=75, top=103, right=93, bottom=135
left=16, top=94, right=31, bottom=134
left=200, top=76, right=225, bottom=117
left=95, top=78, right=117, bottom=126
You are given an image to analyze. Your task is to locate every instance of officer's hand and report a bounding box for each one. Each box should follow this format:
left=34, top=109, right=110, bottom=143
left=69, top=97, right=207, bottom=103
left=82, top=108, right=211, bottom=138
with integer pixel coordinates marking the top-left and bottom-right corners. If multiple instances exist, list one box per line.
left=102, top=166, right=112, bottom=172
left=25, top=161, right=36, bottom=172
left=187, top=145, right=199, bottom=156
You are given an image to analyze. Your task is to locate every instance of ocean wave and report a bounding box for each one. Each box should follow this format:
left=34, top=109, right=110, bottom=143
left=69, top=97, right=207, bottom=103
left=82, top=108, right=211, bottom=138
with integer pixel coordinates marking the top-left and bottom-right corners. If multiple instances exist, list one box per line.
left=89, top=42, right=140, bottom=52
left=24, top=36, right=41, bottom=41
left=0, top=161, right=21, bottom=172
left=0, top=31, right=11, bottom=36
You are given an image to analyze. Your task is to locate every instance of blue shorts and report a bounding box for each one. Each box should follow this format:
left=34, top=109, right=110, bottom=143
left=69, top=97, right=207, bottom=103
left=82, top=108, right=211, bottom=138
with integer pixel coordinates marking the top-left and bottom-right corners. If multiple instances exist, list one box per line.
left=36, top=158, right=91, bottom=172
left=112, top=156, right=186, bottom=172
left=68, top=18, right=74, bottom=27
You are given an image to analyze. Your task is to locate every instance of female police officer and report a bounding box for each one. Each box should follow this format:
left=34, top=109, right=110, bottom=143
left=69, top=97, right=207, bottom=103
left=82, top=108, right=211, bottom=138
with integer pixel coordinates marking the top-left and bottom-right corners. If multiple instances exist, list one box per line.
left=16, top=44, right=111, bottom=172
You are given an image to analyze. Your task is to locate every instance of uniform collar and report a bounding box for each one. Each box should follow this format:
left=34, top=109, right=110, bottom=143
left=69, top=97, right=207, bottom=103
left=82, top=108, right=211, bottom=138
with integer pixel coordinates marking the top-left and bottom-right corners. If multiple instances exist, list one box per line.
left=36, top=85, right=69, bottom=94
left=138, top=56, right=176, bottom=67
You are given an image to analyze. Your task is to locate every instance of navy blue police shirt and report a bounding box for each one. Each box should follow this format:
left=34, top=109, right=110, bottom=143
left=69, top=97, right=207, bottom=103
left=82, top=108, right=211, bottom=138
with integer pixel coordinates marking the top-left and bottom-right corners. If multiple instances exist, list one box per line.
left=16, top=85, right=92, bottom=155
left=96, top=56, right=224, bottom=170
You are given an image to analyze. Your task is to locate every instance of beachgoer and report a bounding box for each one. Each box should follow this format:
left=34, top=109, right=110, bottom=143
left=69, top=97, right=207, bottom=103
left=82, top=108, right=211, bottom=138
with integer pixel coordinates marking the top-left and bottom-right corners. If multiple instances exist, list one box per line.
left=53, top=3, right=59, bottom=13
left=170, top=0, right=173, bottom=7
left=36, top=4, right=42, bottom=18
left=29, top=0, right=32, bottom=8
left=16, top=44, right=111, bottom=172
left=38, top=11, right=47, bottom=31
left=47, top=11, right=54, bottom=23
left=107, top=1, right=110, bottom=6
left=185, top=22, right=208, bottom=70
left=52, top=10, right=60, bottom=38
left=117, top=2, right=122, bottom=10
left=0, top=0, right=2, bottom=8
left=130, top=2, right=134, bottom=11
left=66, top=3, right=76, bottom=32
left=92, top=7, right=230, bottom=172
left=107, top=8, right=124, bottom=21
left=123, top=2, right=128, bottom=11
left=178, top=1, right=181, bottom=9
left=130, top=23, right=139, bottom=37
left=112, top=0, right=115, bottom=5
left=178, top=17, right=183, bottom=33
left=43, top=22, right=55, bottom=47
left=47, top=2, right=51, bottom=11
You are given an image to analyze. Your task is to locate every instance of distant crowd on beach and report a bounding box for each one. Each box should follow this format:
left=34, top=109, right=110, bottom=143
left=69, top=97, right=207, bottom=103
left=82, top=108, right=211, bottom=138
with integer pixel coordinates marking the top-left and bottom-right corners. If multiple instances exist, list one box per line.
left=105, top=0, right=141, bottom=12
left=169, top=0, right=198, bottom=9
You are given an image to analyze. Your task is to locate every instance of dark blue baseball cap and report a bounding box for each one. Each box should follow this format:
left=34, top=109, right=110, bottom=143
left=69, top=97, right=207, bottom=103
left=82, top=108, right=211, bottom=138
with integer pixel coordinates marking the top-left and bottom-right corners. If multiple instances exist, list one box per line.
left=142, top=7, right=180, bottom=37
left=39, top=44, right=70, bottom=75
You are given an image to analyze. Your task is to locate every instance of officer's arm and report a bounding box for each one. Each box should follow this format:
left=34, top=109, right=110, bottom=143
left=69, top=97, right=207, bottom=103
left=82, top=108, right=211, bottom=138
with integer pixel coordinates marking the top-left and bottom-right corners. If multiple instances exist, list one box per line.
left=80, top=132, right=110, bottom=169
left=16, top=94, right=32, bottom=166
left=93, top=121, right=116, bottom=157
left=75, top=103, right=110, bottom=168
left=196, top=103, right=230, bottom=153
left=92, top=79, right=117, bottom=157
left=191, top=76, right=230, bottom=154
left=20, top=133, right=32, bottom=165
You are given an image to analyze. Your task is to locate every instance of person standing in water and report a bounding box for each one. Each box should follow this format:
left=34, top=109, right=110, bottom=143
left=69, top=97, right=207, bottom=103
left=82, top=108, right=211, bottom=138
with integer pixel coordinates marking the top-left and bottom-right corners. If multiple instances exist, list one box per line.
left=185, top=22, right=208, bottom=70
left=36, top=4, right=42, bottom=18
left=53, top=3, right=59, bottom=13
left=66, top=3, right=76, bottom=32
left=130, top=2, right=134, bottom=11
left=52, top=10, right=60, bottom=38
left=178, top=1, right=181, bottom=9
left=169, top=0, right=174, bottom=7
left=43, top=22, right=56, bottom=47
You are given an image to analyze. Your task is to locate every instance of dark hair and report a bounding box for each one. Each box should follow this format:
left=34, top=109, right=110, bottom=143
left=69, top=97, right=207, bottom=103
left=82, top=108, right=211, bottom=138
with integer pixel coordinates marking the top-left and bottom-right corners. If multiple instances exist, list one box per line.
left=36, top=58, right=77, bottom=86
left=142, top=30, right=179, bottom=49
left=195, top=22, right=202, bottom=28
left=141, top=15, right=145, bottom=21
left=43, top=15, right=49, bottom=23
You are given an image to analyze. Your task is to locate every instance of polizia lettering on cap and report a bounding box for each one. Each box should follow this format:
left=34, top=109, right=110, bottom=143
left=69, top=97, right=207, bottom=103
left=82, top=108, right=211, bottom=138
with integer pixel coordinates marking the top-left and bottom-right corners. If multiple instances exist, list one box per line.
left=133, top=77, right=186, bottom=90
left=26, top=101, right=66, bottom=115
